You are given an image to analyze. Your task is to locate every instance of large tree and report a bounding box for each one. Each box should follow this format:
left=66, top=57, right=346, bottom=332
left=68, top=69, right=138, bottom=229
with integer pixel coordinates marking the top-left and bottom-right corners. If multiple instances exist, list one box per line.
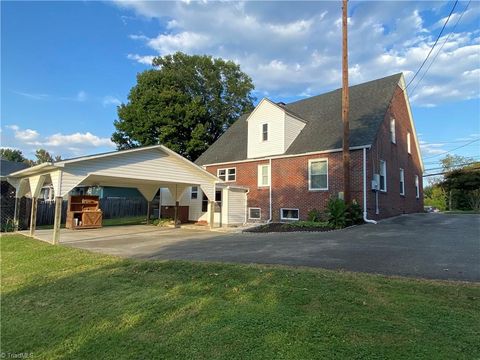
left=112, top=52, right=255, bottom=160
left=0, top=149, right=27, bottom=163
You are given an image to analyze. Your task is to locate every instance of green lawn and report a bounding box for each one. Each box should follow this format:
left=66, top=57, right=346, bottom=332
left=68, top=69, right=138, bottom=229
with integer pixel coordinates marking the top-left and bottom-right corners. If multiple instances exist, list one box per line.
left=1, top=235, right=479, bottom=359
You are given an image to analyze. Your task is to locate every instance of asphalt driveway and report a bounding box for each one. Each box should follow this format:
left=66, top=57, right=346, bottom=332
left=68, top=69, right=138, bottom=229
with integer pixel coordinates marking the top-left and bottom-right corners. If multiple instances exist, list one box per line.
left=64, top=213, right=480, bottom=282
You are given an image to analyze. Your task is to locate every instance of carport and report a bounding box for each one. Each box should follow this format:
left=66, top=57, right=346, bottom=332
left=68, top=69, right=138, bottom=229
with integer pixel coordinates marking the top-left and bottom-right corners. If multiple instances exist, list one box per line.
left=7, top=145, right=219, bottom=244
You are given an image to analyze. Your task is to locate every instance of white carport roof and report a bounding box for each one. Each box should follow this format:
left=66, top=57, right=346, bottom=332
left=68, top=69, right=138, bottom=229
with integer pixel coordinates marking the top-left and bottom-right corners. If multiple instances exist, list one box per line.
left=8, top=145, right=219, bottom=201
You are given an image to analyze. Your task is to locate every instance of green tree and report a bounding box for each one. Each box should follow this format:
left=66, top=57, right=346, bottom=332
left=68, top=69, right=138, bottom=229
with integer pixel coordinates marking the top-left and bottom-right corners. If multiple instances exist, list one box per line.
left=440, top=154, right=473, bottom=172
left=0, top=149, right=27, bottom=163
left=34, top=149, right=53, bottom=163
left=112, top=52, right=255, bottom=160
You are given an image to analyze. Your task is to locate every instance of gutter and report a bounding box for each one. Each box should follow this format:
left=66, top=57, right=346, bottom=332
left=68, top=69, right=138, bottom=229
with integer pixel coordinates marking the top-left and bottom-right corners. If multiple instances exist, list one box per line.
left=363, top=147, right=377, bottom=224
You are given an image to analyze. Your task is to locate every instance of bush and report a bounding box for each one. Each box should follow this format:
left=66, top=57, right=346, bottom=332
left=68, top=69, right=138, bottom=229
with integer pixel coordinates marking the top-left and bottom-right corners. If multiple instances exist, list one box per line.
left=346, top=201, right=363, bottom=226
left=326, top=198, right=347, bottom=229
left=307, top=208, right=322, bottom=222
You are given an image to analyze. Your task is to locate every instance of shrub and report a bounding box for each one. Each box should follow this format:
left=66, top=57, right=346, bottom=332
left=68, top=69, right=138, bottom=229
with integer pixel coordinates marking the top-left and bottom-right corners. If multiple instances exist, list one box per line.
left=307, top=208, right=322, bottom=222
left=326, top=198, right=347, bottom=229
left=346, top=200, right=363, bottom=225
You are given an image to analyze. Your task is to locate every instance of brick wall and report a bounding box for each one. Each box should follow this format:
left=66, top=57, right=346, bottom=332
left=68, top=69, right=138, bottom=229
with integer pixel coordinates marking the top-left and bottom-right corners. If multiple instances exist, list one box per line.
left=204, top=85, right=424, bottom=221
left=205, top=150, right=364, bottom=221
left=367, top=86, right=424, bottom=219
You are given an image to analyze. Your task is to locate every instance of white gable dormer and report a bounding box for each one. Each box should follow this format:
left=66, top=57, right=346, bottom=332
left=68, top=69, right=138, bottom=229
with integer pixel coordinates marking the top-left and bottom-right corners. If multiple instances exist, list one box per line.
left=247, top=98, right=306, bottom=158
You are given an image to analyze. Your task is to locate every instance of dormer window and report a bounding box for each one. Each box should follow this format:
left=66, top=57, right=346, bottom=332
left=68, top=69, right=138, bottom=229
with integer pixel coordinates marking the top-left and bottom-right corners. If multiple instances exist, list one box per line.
left=262, top=123, right=268, bottom=141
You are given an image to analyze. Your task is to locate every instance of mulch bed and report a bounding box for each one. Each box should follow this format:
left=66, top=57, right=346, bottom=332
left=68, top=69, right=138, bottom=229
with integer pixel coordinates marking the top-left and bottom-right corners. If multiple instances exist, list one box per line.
left=244, top=223, right=334, bottom=233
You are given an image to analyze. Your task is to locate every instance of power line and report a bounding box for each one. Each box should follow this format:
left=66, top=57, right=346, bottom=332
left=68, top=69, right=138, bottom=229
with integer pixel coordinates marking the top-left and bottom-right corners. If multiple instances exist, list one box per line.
left=410, top=0, right=471, bottom=97
left=405, top=0, right=459, bottom=90
left=423, top=138, right=480, bottom=159
left=424, top=161, right=480, bottom=172
left=423, top=166, right=480, bottom=177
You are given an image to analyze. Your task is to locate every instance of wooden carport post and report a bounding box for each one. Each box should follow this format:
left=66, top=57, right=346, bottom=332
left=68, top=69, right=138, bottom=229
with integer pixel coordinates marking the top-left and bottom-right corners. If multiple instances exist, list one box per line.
left=28, top=175, right=45, bottom=238
left=13, top=196, right=21, bottom=232
left=52, top=196, right=63, bottom=245
left=29, top=197, right=38, bottom=237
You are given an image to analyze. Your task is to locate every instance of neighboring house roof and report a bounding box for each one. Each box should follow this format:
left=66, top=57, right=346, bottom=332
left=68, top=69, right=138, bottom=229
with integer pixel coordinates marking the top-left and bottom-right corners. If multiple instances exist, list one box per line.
left=0, top=159, right=29, bottom=180
left=195, top=73, right=403, bottom=166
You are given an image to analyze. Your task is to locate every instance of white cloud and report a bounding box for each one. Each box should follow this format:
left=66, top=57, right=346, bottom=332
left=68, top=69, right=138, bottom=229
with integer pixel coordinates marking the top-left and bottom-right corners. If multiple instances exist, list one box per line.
left=127, top=53, right=155, bottom=65
left=44, top=132, right=114, bottom=148
left=102, top=96, right=122, bottom=107
left=76, top=91, right=87, bottom=102
left=1, top=125, right=115, bottom=159
left=117, top=1, right=479, bottom=106
left=6, top=125, right=40, bottom=141
left=419, top=140, right=447, bottom=155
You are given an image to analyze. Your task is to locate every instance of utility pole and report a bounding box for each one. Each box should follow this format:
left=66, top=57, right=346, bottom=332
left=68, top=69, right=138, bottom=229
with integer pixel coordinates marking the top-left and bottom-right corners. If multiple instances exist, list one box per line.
left=342, top=0, right=351, bottom=204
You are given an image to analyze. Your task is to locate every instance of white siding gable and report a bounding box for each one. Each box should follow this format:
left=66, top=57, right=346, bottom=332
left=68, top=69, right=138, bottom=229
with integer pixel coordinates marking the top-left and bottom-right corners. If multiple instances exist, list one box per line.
left=247, top=98, right=305, bottom=158
left=285, top=114, right=305, bottom=150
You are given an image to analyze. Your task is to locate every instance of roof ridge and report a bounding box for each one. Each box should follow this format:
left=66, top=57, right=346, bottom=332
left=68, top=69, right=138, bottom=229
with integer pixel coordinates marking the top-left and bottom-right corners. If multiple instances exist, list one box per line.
left=286, top=73, right=402, bottom=106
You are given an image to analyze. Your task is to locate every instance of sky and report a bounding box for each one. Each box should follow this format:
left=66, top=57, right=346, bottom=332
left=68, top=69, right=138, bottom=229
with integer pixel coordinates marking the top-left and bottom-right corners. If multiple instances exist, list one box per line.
left=1, top=0, right=479, bottom=177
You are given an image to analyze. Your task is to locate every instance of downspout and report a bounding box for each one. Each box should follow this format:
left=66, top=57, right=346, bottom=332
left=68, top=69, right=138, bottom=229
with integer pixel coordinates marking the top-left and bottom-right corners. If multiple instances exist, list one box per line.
left=363, top=147, right=377, bottom=224
left=244, top=188, right=250, bottom=225
left=267, top=158, right=273, bottom=223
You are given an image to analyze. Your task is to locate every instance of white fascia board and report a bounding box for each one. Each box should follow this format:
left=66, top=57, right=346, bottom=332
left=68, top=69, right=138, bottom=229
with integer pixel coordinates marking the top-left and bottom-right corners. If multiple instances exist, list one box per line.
left=246, top=98, right=307, bottom=124
left=399, top=75, right=425, bottom=172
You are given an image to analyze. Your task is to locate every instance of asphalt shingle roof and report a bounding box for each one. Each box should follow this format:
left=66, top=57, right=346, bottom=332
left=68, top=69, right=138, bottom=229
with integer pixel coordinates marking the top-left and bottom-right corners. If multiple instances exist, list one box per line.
left=195, top=73, right=402, bottom=166
left=0, top=159, right=29, bottom=178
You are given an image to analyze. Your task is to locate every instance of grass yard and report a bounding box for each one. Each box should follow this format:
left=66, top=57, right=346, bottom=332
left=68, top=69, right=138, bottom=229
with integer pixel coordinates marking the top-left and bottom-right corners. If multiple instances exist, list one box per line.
left=1, top=235, right=479, bottom=359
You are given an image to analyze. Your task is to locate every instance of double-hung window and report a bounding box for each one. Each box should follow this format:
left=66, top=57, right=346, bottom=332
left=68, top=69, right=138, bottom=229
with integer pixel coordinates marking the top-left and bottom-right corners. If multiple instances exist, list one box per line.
left=400, top=168, right=405, bottom=195
left=390, top=118, right=396, bottom=143
left=415, top=175, right=420, bottom=199
left=309, top=159, right=328, bottom=190
left=191, top=186, right=198, bottom=199
left=407, top=132, right=411, bottom=154
left=217, top=168, right=236, bottom=182
left=379, top=160, right=387, bottom=192
left=258, top=164, right=270, bottom=187
left=262, top=123, right=268, bottom=141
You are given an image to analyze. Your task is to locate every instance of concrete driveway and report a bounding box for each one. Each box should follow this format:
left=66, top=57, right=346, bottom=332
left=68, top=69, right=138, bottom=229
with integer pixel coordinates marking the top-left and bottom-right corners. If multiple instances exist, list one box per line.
left=61, top=213, right=480, bottom=282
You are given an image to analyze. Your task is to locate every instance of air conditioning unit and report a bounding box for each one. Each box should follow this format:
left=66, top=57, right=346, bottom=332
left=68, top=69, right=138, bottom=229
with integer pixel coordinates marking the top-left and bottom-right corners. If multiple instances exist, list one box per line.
left=371, top=174, right=380, bottom=191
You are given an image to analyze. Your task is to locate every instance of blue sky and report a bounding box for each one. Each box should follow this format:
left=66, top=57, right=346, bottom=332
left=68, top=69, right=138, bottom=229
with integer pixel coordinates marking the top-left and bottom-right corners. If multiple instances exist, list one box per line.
left=1, top=1, right=479, bottom=176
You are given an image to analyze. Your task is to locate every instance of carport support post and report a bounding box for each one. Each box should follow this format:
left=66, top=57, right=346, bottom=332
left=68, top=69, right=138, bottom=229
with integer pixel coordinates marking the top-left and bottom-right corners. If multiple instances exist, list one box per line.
left=29, top=197, right=38, bottom=237
left=174, top=201, right=180, bottom=228
left=208, top=200, right=215, bottom=230
left=52, top=196, right=63, bottom=245
left=146, top=201, right=152, bottom=225
left=13, top=196, right=21, bottom=231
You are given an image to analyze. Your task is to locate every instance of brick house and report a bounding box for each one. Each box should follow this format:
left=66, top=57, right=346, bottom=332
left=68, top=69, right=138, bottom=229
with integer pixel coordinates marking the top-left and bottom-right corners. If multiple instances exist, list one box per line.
left=192, top=73, right=424, bottom=223
left=158, top=73, right=423, bottom=225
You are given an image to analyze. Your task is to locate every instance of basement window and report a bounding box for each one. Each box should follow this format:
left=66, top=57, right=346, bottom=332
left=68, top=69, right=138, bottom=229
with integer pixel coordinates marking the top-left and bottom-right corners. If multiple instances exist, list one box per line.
left=281, top=208, right=299, bottom=221
left=248, top=208, right=261, bottom=220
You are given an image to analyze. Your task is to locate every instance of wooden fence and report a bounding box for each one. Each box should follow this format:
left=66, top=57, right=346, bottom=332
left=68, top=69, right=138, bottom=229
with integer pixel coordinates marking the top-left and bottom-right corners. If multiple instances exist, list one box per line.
left=1, top=197, right=148, bottom=229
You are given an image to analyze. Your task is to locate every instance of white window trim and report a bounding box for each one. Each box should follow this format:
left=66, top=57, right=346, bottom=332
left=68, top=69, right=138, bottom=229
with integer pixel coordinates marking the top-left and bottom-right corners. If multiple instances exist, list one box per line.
left=407, top=132, right=411, bottom=154
left=415, top=175, right=420, bottom=199
left=191, top=186, right=198, bottom=200
left=217, top=167, right=236, bottom=182
left=380, top=160, right=387, bottom=193
left=262, top=123, right=268, bottom=142
left=390, top=118, right=396, bottom=144
left=257, top=164, right=270, bottom=187
left=248, top=207, right=261, bottom=220
left=308, top=158, right=329, bottom=191
left=400, top=168, right=405, bottom=196
left=280, top=208, right=300, bottom=221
